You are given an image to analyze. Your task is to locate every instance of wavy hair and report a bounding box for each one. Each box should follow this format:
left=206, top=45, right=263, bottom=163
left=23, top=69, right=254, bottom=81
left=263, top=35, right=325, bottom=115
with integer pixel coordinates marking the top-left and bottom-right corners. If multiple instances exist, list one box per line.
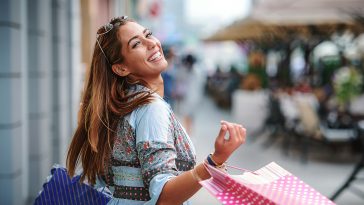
left=66, top=17, right=154, bottom=184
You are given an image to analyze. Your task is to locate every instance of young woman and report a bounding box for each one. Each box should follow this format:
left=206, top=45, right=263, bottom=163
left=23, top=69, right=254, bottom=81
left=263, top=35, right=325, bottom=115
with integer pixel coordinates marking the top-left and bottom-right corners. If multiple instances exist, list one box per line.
left=66, top=16, right=246, bottom=205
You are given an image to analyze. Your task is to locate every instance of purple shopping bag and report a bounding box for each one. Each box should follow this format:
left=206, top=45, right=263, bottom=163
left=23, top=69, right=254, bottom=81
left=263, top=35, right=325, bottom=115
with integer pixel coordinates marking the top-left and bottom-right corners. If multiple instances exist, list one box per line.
left=34, top=164, right=111, bottom=205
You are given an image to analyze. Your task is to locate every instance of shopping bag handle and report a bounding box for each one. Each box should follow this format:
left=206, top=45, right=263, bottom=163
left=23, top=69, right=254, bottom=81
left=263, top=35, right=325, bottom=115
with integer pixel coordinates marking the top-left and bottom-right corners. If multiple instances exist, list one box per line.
left=226, top=164, right=259, bottom=175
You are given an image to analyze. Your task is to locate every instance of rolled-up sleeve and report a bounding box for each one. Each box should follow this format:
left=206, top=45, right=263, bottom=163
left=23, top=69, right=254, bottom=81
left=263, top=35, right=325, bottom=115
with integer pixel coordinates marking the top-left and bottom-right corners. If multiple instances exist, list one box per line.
left=135, top=99, right=179, bottom=203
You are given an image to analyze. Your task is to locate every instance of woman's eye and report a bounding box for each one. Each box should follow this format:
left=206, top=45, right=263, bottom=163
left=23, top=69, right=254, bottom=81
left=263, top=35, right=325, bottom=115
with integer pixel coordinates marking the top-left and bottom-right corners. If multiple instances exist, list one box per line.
left=132, top=41, right=141, bottom=48
left=146, top=32, right=153, bottom=38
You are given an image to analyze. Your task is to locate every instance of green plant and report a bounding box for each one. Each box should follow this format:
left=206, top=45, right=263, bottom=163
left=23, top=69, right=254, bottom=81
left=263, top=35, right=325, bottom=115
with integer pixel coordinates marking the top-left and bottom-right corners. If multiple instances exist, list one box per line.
left=333, top=66, right=363, bottom=107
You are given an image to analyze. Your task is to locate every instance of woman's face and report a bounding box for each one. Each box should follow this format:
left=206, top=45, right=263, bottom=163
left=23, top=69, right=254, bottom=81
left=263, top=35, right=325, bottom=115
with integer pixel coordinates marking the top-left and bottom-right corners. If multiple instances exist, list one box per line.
left=117, top=22, right=168, bottom=81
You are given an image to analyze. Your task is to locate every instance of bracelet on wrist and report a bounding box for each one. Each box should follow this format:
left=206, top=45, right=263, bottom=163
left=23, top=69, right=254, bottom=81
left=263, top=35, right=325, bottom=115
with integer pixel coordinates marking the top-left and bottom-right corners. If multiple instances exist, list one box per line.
left=191, top=167, right=202, bottom=182
left=206, top=153, right=227, bottom=171
left=207, top=153, right=224, bottom=166
left=204, top=159, right=227, bottom=172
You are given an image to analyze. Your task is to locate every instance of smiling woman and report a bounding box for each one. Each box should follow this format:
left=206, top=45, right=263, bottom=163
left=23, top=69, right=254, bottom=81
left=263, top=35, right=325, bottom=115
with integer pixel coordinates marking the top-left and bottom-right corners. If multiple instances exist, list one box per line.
left=61, top=16, right=247, bottom=205
left=115, top=22, right=168, bottom=82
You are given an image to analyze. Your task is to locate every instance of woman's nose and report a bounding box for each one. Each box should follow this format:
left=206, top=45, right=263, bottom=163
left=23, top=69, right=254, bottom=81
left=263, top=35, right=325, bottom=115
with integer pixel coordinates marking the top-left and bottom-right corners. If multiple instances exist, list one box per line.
left=145, top=38, right=157, bottom=49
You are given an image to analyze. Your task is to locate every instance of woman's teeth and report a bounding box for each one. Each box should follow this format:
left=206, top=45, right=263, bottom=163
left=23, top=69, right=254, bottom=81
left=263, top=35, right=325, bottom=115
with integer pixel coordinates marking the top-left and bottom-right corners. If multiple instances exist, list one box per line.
left=148, top=52, right=161, bottom=61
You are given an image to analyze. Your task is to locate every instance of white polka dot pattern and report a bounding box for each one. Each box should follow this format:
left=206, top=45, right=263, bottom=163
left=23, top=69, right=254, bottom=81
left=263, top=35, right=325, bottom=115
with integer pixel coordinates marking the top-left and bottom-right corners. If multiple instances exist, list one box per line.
left=246, top=175, right=335, bottom=205
left=199, top=162, right=336, bottom=205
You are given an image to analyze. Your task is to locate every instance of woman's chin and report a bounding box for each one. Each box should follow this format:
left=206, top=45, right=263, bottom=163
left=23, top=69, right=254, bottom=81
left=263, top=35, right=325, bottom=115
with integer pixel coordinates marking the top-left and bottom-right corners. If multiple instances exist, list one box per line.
left=157, top=60, right=168, bottom=72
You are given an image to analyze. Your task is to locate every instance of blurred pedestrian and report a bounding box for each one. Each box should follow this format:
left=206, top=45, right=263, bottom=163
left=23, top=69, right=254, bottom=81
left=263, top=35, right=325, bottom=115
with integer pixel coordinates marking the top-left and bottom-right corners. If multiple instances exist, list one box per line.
left=174, top=53, right=202, bottom=134
left=161, top=46, right=177, bottom=107
left=65, top=16, right=246, bottom=205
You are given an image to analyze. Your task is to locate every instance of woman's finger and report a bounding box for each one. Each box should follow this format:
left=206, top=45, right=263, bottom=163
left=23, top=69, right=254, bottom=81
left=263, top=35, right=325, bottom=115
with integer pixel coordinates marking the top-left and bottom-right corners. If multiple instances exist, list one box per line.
left=220, top=121, right=231, bottom=141
left=231, top=123, right=241, bottom=142
left=216, top=122, right=228, bottom=144
left=236, top=124, right=244, bottom=141
left=240, top=126, right=246, bottom=143
left=234, top=124, right=242, bottom=139
left=226, top=122, right=237, bottom=142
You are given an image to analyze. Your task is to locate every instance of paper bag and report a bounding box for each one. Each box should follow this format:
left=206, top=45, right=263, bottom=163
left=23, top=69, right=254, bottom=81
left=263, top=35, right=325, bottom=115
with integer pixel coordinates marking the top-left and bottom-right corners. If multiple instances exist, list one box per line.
left=200, top=162, right=335, bottom=205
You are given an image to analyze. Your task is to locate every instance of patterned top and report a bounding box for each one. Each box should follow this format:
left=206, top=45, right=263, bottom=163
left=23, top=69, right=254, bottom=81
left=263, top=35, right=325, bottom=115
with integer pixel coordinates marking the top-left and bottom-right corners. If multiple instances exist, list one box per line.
left=98, top=85, right=197, bottom=205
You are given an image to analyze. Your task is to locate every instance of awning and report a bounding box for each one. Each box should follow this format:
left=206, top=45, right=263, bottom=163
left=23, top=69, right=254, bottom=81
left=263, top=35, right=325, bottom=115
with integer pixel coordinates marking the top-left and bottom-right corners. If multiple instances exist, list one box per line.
left=204, top=0, right=364, bottom=42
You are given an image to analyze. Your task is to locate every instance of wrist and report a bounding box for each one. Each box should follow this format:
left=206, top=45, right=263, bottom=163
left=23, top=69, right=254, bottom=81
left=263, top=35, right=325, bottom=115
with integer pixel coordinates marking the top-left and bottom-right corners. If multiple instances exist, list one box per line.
left=191, top=167, right=202, bottom=182
left=211, top=152, right=226, bottom=165
left=195, top=163, right=211, bottom=180
left=204, top=156, right=227, bottom=172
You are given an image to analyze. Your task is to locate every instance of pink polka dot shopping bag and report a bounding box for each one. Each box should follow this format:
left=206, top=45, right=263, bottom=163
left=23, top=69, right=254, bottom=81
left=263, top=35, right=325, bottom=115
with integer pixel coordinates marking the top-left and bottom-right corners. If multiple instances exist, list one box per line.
left=200, top=162, right=335, bottom=205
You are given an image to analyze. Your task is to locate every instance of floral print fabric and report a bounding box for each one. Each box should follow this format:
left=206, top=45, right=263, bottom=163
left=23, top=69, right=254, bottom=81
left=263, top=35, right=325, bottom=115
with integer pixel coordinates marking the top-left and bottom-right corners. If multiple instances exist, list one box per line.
left=103, top=86, right=196, bottom=205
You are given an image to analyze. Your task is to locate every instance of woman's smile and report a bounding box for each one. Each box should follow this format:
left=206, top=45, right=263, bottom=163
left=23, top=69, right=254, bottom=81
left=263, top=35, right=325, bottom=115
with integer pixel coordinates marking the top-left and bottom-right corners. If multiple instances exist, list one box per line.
left=147, top=51, right=163, bottom=62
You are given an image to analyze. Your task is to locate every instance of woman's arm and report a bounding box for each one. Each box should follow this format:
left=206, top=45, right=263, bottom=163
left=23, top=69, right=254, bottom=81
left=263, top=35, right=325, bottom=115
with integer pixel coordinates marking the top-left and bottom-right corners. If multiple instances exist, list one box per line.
left=157, top=121, right=246, bottom=205
left=156, top=162, right=209, bottom=205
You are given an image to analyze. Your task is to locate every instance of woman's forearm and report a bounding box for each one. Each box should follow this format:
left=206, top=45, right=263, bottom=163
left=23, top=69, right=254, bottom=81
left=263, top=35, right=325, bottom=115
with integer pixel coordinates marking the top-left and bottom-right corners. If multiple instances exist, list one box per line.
left=157, top=163, right=210, bottom=205
left=157, top=121, right=246, bottom=204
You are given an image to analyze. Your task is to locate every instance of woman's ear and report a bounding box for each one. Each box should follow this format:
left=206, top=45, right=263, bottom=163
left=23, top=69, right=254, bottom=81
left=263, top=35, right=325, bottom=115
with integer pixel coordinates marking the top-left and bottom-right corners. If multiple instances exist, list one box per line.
left=112, top=64, right=130, bottom=77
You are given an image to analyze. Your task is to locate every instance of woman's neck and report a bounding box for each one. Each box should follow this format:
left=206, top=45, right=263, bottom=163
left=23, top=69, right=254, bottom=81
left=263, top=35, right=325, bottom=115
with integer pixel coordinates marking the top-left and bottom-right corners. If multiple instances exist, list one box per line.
left=146, top=75, right=164, bottom=98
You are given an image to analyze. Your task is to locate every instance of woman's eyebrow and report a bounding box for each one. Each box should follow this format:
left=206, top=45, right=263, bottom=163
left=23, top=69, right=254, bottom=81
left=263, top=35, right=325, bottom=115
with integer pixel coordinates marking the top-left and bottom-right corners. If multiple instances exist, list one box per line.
left=127, top=28, right=149, bottom=46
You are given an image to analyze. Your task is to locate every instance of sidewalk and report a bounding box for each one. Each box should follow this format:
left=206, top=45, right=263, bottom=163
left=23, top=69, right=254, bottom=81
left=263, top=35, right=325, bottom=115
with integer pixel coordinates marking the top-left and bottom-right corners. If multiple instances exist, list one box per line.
left=186, top=96, right=363, bottom=205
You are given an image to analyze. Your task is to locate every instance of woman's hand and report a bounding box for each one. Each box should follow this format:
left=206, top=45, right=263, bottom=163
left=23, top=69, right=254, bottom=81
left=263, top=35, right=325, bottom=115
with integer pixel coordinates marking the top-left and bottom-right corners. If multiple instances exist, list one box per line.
left=212, top=120, right=246, bottom=164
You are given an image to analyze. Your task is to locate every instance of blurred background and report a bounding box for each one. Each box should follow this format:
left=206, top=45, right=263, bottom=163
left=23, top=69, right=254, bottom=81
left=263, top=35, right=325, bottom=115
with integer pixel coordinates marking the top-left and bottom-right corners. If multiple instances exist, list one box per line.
left=1, top=0, right=364, bottom=204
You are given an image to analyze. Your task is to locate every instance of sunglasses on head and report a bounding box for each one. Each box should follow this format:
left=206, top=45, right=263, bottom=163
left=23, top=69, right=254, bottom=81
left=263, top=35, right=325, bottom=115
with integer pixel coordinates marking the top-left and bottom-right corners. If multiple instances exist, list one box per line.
left=96, top=16, right=128, bottom=66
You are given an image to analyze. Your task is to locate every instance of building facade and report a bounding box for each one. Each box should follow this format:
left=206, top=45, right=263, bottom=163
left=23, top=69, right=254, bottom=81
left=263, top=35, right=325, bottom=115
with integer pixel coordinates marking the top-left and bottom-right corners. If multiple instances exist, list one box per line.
left=0, top=0, right=134, bottom=204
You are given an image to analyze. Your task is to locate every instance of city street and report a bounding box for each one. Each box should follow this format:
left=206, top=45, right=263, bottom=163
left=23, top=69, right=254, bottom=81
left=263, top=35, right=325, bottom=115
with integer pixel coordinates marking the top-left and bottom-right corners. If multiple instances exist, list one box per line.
left=186, top=95, right=363, bottom=205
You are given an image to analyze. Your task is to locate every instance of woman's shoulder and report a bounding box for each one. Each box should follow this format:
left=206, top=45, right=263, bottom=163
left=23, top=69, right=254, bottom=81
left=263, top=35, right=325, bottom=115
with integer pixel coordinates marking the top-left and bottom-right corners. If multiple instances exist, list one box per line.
left=126, top=94, right=170, bottom=126
left=135, top=95, right=170, bottom=118
left=132, top=95, right=173, bottom=142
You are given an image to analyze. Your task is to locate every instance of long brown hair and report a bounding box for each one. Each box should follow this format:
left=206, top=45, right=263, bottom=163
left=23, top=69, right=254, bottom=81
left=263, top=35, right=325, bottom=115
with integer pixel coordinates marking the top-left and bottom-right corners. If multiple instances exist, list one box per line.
left=66, top=17, right=153, bottom=184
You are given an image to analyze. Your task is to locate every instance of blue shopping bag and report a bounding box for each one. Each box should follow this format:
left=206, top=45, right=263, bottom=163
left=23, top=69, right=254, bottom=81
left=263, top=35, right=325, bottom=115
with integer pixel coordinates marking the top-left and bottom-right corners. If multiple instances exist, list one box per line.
left=34, top=164, right=111, bottom=205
